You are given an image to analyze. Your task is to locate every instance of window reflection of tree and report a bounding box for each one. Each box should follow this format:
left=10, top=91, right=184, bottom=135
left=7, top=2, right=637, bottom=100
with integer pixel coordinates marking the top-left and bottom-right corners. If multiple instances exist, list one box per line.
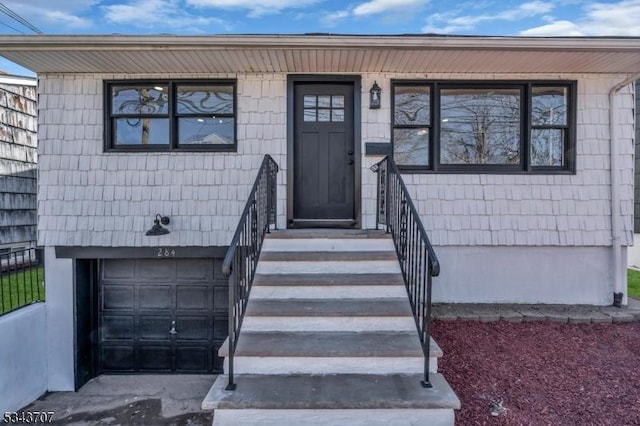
left=394, top=89, right=430, bottom=165
left=530, top=89, right=566, bottom=166
left=115, top=87, right=167, bottom=145
left=114, top=86, right=232, bottom=145
left=441, top=90, right=520, bottom=165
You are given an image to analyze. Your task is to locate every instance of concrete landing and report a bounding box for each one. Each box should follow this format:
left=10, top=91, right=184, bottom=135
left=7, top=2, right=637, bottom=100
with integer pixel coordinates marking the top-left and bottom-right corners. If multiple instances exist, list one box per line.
left=203, top=373, right=460, bottom=410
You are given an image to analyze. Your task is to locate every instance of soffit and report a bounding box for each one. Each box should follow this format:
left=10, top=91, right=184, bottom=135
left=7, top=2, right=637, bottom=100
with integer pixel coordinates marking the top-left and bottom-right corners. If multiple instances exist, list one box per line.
left=0, top=35, right=638, bottom=75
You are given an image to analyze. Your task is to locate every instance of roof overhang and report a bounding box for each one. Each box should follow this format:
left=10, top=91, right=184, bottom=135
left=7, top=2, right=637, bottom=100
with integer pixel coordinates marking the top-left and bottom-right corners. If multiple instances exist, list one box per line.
left=0, top=34, right=638, bottom=75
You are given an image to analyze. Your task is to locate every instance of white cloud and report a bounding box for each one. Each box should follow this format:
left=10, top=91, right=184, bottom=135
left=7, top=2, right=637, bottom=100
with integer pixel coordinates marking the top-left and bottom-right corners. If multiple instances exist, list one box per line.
left=520, top=0, right=640, bottom=36
left=353, top=0, right=430, bottom=16
left=186, top=0, right=321, bottom=17
left=103, top=0, right=229, bottom=31
left=423, top=1, right=555, bottom=33
left=322, top=10, right=350, bottom=27
left=519, top=20, right=583, bottom=36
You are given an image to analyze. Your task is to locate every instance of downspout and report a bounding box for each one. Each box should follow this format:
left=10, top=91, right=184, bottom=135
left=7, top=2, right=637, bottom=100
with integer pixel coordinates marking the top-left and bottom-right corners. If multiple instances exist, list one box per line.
left=609, top=74, right=640, bottom=307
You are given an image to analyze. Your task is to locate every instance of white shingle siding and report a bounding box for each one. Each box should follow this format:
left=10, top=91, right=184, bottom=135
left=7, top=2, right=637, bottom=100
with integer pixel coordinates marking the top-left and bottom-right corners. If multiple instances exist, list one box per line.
left=38, top=73, right=287, bottom=247
left=37, top=72, right=634, bottom=248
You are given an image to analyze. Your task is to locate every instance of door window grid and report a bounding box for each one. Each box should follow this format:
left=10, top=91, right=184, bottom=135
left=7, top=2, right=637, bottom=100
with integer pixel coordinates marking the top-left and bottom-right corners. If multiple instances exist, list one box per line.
left=303, top=95, right=345, bottom=122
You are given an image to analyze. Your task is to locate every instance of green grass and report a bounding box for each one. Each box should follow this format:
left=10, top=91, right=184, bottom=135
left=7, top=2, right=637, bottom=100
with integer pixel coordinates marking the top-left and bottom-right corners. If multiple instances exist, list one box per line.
left=627, top=269, right=640, bottom=299
left=0, top=265, right=45, bottom=315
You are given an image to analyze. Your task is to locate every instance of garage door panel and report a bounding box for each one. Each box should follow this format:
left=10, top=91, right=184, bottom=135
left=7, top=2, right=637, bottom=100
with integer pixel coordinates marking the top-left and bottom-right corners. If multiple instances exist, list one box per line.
left=213, top=286, right=228, bottom=312
left=139, top=346, right=172, bottom=371
left=101, top=346, right=134, bottom=371
left=213, top=317, right=228, bottom=340
left=138, top=285, right=173, bottom=310
left=103, top=285, right=134, bottom=310
left=137, top=260, right=176, bottom=280
left=176, top=259, right=211, bottom=281
left=138, top=316, right=172, bottom=341
left=99, top=258, right=226, bottom=374
left=175, top=316, right=209, bottom=341
left=176, top=285, right=210, bottom=311
left=176, top=347, right=209, bottom=371
left=102, top=315, right=134, bottom=340
left=102, top=259, right=135, bottom=280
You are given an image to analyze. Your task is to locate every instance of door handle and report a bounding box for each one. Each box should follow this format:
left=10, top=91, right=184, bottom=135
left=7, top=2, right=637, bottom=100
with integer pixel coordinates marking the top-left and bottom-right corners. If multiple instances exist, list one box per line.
left=348, top=150, right=354, bottom=155
left=348, top=159, right=354, bottom=165
left=169, top=320, right=178, bottom=336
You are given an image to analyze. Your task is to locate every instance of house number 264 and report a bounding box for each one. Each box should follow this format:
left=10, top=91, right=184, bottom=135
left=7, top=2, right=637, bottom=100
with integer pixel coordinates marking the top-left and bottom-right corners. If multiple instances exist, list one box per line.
left=157, top=247, right=176, bottom=257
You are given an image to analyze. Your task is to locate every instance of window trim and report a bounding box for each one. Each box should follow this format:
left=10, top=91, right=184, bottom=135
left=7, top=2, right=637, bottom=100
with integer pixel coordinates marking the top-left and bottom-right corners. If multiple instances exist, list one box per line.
left=104, top=79, right=237, bottom=153
left=391, top=79, right=577, bottom=174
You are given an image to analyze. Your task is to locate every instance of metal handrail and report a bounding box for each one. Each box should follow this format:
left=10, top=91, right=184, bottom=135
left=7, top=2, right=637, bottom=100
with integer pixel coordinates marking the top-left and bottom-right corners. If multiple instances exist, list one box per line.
left=372, top=156, right=440, bottom=388
left=222, top=154, right=278, bottom=390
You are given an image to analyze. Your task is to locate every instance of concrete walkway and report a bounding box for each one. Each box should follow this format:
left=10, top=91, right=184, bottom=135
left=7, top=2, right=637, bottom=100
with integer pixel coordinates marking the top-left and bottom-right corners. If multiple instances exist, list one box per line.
left=433, top=298, right=640, bottom=323
left=24, top=375, right=215, bottom=425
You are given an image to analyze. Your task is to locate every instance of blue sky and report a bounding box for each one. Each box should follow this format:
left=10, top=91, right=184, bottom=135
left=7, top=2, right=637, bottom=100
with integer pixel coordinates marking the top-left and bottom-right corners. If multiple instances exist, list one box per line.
left=1, top=0, right=639, bottom=76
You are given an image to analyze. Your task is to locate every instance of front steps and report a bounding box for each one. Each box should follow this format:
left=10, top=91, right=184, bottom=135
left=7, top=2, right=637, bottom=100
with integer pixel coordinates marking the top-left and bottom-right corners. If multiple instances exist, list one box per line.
left=203, top=230, right=459, bottom=425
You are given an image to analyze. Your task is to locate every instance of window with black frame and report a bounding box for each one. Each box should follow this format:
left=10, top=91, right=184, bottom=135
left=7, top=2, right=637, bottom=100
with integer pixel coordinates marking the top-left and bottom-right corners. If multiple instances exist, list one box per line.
left=391, top=81, right=575, bottom=173
left=106, top=81, right=236, bottom=151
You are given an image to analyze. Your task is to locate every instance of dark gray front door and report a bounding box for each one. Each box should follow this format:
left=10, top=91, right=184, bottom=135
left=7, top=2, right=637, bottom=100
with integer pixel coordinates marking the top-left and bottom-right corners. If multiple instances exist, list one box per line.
left=293, top=83, right=355, bottom=223
left=99, top=258, right=227, bottom=373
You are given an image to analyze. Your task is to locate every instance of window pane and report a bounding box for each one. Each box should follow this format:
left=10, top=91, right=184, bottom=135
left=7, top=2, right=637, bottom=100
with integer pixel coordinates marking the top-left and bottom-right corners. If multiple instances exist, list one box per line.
left=318, top=96, right=331, bottom=108
left=440, top=88, right=520, bottom=165
left=114, top=118, right=169, bottom=145
left=532, top=87, right=567, bottom=126
left=304, top=95, right=316, bottom=107
left=178, top=117, right=234, bottom=145
left=394, top=128, right=429, bottom=166
left=176, top=85, right=234, bottom=115
left=531, top=128, right=564, bottom=166
left=304, top=109, right=316, bottom=122
left=318, top=109, right=330, bottom=122
left=332, top=109, right=344, bottom=122
left=394, top=85, right=430, bottom=125
left=332, top=95, right=344, bottom=108
left=112, top=85, right=168, bottom=115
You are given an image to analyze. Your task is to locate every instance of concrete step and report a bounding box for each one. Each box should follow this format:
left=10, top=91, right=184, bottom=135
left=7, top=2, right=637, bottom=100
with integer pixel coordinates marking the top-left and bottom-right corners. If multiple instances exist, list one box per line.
left=219, top=332, right=441, bottom=375
left=253, top=273, right=405, bottom=287
left=203, top=373, right=460, bottom=425
left=246, top=298, right=414, bottom=317
left=260, top=251, right=397, bottom=262
left=242, top=298, right=416, bottom=332
left=267, top=229, right=388, bottom=239
left=255, top=259, right=401, bottom=275
left=262, top=237, right=395, bottom=252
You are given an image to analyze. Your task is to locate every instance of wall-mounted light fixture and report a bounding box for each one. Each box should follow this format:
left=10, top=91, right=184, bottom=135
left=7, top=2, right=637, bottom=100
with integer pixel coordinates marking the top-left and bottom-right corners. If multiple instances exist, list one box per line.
left=369, top=81, right=381, bottom=109
left=146, top=214, right=170, bottom=236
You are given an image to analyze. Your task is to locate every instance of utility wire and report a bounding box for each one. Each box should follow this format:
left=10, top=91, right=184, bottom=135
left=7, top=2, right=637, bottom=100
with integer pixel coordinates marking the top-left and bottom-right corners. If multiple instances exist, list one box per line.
left=0, top=2, right=42, bottom=34
left=0, top=19, right=25, bottom=34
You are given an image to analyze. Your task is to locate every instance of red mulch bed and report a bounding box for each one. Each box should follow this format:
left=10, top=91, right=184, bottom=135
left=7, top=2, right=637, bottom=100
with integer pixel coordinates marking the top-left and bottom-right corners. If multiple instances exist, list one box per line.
left=432, top=321, right=640, bottom=426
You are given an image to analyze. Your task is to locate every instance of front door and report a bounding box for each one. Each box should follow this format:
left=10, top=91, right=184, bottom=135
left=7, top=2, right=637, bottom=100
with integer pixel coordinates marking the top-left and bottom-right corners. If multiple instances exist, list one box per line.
left=293, top=83, right=355, bottom=226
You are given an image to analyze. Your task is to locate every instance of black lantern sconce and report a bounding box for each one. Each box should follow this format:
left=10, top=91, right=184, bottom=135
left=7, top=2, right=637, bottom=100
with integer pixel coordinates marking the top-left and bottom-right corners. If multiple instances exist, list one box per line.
left=146, top=214, right=170, bottom=236
left=369, top=81, right=381, bottom=109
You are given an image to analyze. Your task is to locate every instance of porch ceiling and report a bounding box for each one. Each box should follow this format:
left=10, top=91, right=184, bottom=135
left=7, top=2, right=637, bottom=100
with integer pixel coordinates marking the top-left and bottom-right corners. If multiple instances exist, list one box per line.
left=0, top=34, right=638, bottom=75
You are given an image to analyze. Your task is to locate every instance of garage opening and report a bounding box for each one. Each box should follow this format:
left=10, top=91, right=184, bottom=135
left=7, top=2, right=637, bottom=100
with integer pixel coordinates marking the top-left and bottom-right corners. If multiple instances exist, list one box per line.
left=97, top=258, right=228, bottom=374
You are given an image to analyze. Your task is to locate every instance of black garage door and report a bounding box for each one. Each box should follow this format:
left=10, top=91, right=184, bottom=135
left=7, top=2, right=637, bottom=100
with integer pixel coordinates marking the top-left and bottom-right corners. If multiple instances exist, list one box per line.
left=99, top=258, right=227, bottom=373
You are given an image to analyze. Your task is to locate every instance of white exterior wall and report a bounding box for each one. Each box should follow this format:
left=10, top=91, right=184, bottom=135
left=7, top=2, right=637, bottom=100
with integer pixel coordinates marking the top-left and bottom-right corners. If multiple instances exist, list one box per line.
left=44, top=246, right=74, bottom=391
left=38, top=73, right=287, bottom=247
left=0, top=304, right=47, bottom=412
left=37, top=72, right=635, bottom=304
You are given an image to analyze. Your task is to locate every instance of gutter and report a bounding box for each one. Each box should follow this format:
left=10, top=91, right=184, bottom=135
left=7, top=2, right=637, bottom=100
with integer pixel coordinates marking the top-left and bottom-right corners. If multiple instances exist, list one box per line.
left=609, top=73, right=640, bottom=307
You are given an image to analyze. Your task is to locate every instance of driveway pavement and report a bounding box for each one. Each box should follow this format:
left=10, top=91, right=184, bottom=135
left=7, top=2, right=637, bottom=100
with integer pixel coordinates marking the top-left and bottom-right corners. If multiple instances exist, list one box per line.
left=24, top=375, right=215, bottom=426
